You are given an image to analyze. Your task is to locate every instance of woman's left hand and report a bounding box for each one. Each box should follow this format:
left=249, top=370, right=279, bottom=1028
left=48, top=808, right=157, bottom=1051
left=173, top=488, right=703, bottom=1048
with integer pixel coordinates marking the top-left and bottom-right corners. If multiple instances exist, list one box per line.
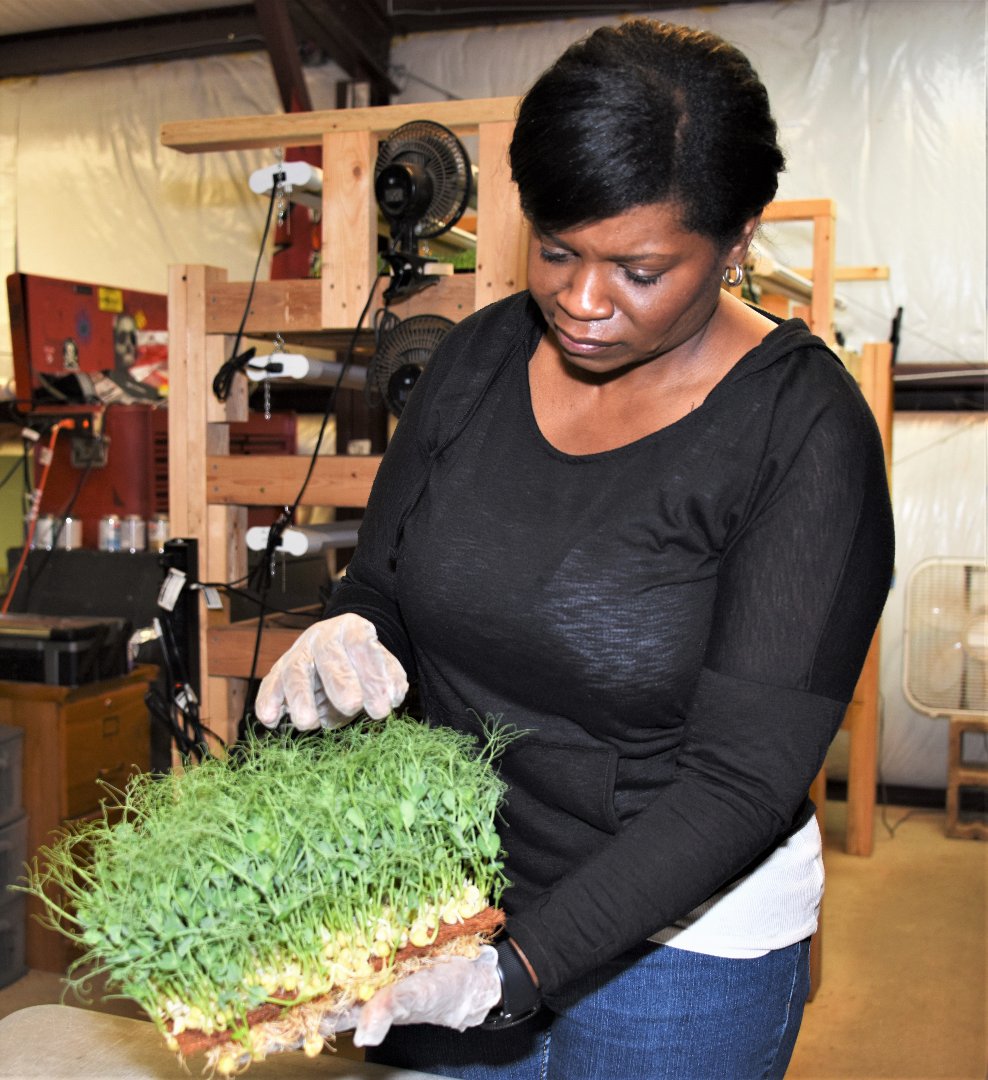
left=321, top=947, right=501, bottom=1047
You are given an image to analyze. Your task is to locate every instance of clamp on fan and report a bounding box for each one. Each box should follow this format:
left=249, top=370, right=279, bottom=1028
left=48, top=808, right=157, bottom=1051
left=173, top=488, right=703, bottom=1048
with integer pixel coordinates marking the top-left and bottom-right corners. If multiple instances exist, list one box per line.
left=366, top=309, right=454, bottom=417
left=375, top=120, right=473, bottom=305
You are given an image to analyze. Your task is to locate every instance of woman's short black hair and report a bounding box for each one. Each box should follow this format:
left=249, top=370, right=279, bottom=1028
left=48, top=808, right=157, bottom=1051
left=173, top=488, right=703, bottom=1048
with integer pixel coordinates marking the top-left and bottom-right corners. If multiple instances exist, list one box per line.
left=509, top=20, right=786, bottom=247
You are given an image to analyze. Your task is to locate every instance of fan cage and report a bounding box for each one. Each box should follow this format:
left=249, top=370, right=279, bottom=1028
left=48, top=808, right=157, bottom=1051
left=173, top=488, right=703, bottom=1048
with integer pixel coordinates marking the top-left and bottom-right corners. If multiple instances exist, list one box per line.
left=374, top=120, right=473, bottom=239
left=367, top=314, right=454, bottom=416
left=902, top=556, right=988, bottom=718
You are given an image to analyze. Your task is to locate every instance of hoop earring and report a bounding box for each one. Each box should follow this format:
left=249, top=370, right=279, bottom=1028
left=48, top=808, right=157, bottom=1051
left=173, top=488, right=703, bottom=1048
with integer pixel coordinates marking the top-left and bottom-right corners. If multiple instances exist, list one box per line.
left=723, top=263, right=744, bottom=288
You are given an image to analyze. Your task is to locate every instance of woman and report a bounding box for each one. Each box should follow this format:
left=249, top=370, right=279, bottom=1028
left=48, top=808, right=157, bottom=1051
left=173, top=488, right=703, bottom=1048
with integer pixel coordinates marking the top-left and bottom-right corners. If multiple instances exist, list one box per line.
left=256, top=19, right=894, bottom=1079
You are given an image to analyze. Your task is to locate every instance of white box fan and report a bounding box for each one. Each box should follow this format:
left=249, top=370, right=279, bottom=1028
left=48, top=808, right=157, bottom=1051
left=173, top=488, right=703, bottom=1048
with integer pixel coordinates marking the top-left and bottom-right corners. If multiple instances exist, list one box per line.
left=903, top=557, right=988, bottom=718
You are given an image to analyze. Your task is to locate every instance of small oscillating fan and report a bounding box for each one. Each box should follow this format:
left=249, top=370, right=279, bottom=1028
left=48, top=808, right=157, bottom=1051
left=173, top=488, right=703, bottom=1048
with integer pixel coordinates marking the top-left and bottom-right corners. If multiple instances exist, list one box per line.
left=365, top=311, right=454, bottom=417
left=374, top=120, right=473, bottom=303
left=903, top=557, right=988, bottom=718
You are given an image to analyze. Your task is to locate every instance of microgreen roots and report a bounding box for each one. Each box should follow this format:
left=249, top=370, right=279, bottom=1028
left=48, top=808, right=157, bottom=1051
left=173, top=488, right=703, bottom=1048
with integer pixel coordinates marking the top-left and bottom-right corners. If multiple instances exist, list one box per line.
left=19, top=715, right=512, bottom=1065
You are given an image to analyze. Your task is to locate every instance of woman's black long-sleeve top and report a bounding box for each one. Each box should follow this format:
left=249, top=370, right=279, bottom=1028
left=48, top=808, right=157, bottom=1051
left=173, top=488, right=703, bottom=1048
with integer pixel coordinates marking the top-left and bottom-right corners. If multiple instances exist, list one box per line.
left=326, top=291, right=894, bottom=998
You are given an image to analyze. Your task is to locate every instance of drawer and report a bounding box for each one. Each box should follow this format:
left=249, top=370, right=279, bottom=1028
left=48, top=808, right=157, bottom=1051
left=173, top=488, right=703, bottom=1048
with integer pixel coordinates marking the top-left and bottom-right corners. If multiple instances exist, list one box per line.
left=62, top=687, right=150, bottom=819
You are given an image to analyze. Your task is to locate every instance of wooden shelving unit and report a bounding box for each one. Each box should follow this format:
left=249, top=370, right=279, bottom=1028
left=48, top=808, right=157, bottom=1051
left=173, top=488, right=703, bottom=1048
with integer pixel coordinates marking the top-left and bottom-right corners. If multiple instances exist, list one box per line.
left=162, top=97, right=528, bottom=742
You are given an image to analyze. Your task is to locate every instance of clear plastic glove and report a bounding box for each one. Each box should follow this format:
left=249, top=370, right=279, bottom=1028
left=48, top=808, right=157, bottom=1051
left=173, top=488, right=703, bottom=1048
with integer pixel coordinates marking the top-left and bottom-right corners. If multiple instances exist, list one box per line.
left=325, top=947, right=502, bottom=1048
left=254, top=613, right=408, bottom=731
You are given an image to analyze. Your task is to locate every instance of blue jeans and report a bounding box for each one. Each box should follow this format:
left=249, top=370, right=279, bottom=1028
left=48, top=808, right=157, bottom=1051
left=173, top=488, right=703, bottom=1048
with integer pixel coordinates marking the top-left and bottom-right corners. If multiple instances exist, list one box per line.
left=365, top=938, right=810, bottom=1080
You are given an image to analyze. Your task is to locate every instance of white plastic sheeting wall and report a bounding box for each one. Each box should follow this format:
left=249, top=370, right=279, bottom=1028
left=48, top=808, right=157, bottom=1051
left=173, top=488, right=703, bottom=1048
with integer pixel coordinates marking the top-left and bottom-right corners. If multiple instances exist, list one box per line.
left=0, top=50, right=347, bottom=395
left=0, top=0, right=984, bottom=788
left=386, top=0, right=988, bottom=790
left=388, top=0, right=986, bottom=367
left=0, top=0, right=984, bottom=385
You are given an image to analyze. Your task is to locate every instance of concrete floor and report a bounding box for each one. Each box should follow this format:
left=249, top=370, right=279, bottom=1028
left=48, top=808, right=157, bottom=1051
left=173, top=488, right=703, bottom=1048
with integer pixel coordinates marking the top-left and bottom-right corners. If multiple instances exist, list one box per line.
left=788, top=803, right=986, bottom=1080
left=1, top=803, right=984, bottom=1079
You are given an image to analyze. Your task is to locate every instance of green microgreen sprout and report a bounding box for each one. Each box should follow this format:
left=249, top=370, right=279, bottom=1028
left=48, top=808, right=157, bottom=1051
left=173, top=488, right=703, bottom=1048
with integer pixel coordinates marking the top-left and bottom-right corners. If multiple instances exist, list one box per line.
left=15, top=714, right=516, bottom=1073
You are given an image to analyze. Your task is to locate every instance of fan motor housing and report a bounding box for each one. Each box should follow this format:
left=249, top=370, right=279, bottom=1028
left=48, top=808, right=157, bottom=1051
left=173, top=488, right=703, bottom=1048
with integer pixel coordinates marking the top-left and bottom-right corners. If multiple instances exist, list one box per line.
left=375, top=162, right=433, bottom=228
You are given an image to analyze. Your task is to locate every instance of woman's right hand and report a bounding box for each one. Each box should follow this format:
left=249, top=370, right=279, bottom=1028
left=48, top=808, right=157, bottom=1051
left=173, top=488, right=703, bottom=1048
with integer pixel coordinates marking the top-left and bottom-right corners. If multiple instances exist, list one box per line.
left=254, top=613, right=409, bottom=731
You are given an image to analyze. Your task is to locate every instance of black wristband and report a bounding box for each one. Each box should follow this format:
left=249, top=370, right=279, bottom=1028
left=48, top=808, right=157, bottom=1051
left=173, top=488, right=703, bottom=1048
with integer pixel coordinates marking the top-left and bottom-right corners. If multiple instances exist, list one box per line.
left=481, top=938, right=542, bottom=1029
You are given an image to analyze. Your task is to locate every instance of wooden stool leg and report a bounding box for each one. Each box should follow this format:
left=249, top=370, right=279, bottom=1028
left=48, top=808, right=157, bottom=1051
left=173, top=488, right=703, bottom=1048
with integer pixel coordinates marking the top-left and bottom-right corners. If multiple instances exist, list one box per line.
left=946, top=718, right=963, bottom=837
left=945, top=715, right=988, bottom=841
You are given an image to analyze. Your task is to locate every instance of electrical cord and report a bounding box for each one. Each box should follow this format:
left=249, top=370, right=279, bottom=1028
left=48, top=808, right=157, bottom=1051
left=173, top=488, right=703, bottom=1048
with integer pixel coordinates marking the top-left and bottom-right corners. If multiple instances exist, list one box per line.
left=20, top=470, right=92, bottom=602
left=211, top=178, right=281, bottom=402
left=196, top=579, right=312, bottom=617
left=0, top=456, right=23, bottom=493
left=147, top=607, right=223, bottom=763
left=238, top=272, right=387, bottom=739
left=2, top=422, right=70, bottom=614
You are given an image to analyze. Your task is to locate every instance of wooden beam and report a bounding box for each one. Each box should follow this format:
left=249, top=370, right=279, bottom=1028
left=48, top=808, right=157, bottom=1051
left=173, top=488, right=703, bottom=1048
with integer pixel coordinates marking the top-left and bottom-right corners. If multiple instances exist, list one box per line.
left=795, top=265, right=890, bottom=282
left=202, top=273, right=477, bottom=335
left=205, top=278, right=324, bottom=334
left=475, top=120, right=529, bottom=308
left=208, top=621, right=312, bottom=679
left=809, top=203, right=836, bottom=342
left=161, top=97, right=520, bottom=153
left=386, top=273, right=477, bottom=322
left=859, top=341, right=894, bottom=471
left=206, top=453, right=381, bottom=507
left=168, top=264, right=249, bottom=748
left=762, top=198, right=835, bottom=223
left=841, top=631, right=882, bottom=856
left=321, top=128, right=377, bottom=327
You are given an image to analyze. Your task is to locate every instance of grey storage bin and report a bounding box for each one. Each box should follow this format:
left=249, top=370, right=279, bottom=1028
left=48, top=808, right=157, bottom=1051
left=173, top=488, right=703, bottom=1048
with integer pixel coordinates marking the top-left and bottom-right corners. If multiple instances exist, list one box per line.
left=0, top=893, right=27, bottom=988
left=0, top=725, right=22, bottom=827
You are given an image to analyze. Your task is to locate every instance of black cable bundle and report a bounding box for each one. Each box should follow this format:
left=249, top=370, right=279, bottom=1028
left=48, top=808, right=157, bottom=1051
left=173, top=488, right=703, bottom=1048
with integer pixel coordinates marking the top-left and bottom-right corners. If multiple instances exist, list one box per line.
left=144, top=609, right=222, bottom=765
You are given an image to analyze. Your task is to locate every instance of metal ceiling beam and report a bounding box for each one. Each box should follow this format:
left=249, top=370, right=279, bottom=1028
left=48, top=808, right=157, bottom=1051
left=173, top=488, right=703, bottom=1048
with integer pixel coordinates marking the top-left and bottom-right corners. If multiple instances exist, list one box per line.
left=0, top=1, right=748, bottom=81
left=384, top=0, right=742, bottom=34
left=290, top=0, right=397, bottom=100
left=0, top=6, right=262, bottom=79
left=255, top=0, right=312, bottom=111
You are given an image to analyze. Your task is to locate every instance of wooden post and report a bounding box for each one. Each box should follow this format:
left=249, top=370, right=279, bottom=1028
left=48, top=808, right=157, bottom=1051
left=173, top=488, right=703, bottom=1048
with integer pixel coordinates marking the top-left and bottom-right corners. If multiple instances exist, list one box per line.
left=838, top=340, right=893, bottom=856
left=475, top=120, right=528, bottom=308
left=807, top=769, right=827, bottom=1000
left=859, top=342, right=894, bottom=471
left=321, top=129, right=377, bottom=328
left=167, top=265, right=248, bottom=748
left=843, top=632, right=882, bottom=856
left=809, top=203, right=836, bottom=341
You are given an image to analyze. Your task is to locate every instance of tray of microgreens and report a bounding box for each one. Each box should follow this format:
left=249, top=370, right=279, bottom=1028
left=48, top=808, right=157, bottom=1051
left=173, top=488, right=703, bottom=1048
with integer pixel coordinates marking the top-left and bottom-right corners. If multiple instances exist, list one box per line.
left=17, top=714, right=511, bottom=1074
